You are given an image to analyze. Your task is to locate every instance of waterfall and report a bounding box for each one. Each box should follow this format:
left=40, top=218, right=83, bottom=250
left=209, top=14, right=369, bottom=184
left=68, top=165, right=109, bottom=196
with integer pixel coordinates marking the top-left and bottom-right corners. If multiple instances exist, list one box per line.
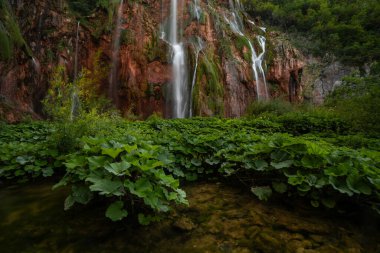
left=108, top=0, right=124, bottom=105
left=168, top=0, right=188, bottom=118
left=189, top=37, right=204, bottom=117
left=31, top=57, right=40, bottom=73
left=193, top=0, right=201, bottom=21
left=71, top=21, right=80, bottom=120
left=73, top=21, right=80, bottom=82
left=225, top=0, right=269, bottom=100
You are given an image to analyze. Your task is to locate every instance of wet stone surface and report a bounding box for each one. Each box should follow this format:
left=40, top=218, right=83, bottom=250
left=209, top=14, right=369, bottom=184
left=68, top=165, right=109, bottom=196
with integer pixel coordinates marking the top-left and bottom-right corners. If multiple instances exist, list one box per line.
left=0, top=182, right=379, bottom=253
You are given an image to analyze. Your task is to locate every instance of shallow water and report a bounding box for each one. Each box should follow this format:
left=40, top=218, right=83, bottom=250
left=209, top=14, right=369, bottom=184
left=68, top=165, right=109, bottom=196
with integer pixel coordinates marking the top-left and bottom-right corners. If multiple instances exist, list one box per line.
left=0, top=181, right=379, bottom=253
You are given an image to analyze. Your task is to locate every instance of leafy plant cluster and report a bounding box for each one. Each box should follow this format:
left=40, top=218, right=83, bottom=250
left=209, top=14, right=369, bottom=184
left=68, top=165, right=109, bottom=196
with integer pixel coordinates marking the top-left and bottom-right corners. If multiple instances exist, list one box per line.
left=56, top=136, right=188, bottom=222
left=325, top=69, right=380, bottom=134
left=68, top=0, right=112, bottom=16
left=43, top=51, right=113, bottom=122
left=0, top=122, right=61, bottom=181
left=244, top=0, right=380, bottom=65
left=1, top=116, right=379, bottom=221
left=67, top=0, right=120, bottom=39
left=145, top=119, right=380, bottom=211
left=0, top=0, right=31, bottom=60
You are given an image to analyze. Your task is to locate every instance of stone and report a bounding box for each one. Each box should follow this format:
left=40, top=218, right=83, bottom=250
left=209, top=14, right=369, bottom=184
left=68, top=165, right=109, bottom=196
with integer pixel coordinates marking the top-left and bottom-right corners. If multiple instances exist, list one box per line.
left=173, top=216, right=197, bottom=232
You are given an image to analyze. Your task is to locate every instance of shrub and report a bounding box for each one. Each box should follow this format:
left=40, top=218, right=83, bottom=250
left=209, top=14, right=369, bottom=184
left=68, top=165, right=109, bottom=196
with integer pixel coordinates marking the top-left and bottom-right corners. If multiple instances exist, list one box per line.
left=246, top=99, right=294, bottom=117
left=325, top=71, right=380, bottom=135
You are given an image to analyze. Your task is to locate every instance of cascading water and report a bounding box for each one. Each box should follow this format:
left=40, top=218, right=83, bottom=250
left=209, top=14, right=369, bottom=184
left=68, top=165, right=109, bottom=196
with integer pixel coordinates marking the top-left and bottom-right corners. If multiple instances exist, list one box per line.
left=193, top=0, right=201, bottom=21
left=225, top=0, right=269, bottom=100
left=73, top=21, right=80, bottom=82
left=108, top=0, right=124, bottom=104
left=255, top=35, right=268, bottom=98
left=189, top=37, right=204, bottom=117
left=31, top=57, right=40, bottom=73
left=168, top=0, right=188, bottom=118
left=70, top=21, right=80, bottom=120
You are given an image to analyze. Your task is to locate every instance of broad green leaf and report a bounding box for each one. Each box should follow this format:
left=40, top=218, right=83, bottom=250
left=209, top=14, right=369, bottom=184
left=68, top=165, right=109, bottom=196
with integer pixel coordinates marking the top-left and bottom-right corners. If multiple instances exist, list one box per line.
left=86, top=176, right=123, bottom=196
left=368, top=177, right=380, bottom=190
left=15, top=170, right=25, bottom=176
left=52, top=175, right=69, bottom=190
left=135, top=178, right=153, bottom=196
left=271, top=160, right=293, bottom=169
left=42, top=167, right=54, bottom=177
left=297, top=183, right=311, bottom=192
left=254, top=160, right=268, bottom=171
left=104, top=161, right=131, bottom=176
left=205, top=157, right=220, bottom=165
left=285, top=143, right=307, bottom=153
left=346, top=173, right=372, bottom=195
left=311, top=200, right=319, bottom=208
left=321, top=198, right=336, bottom=208
left=288, top=175, right=305, bottom=186
left=185, top=173, right=198, bottom=181
left=175, top=189, right=188, bottom=205
left=139, top=160, right=164, bottom=171
left=101, top=147, right=123, bottom=159
left=71, top=185, right=93, bottom=204
left=270, top=150, right=290, bottom=161
left=251, top=186, right=272, bottom=201
left=315, top=177, right=329, bottom=188
left=272, top=182, right=288, bottom=194
left=65, top=155, right=87, bottom=169
left=138, top=149, right=155, bottom=159
left=157, top=153, right=173, bottom=165
left=64, top=195, right=75, bottom=210
left=124, top=144, right=138, bottom=153
left=138, top=213, right=152, bottom=225
left=88, top=156, right=109, bottom=170
left=329, top=176, right=353, bottom=196
left=16, top=155, right=34, bottom=165
left=191, top=158, right=202, bottom=166
left=105, top=201, right=128, bottom=221
left=301, top=154, right=323, bottom=169
left=324, top=165, right=348, bottom=177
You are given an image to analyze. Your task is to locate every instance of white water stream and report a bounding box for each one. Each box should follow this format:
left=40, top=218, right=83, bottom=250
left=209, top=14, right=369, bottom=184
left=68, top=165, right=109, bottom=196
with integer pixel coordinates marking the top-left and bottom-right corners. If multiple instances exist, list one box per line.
left=225, top=0, right=269, bottom=100
left=169, top=0, right=188, bottom=118
left=108, top=0, right=124, bottom=104
left=71, top=21, right=80, bottom=120
left=189, top=37, right=204, bottom=117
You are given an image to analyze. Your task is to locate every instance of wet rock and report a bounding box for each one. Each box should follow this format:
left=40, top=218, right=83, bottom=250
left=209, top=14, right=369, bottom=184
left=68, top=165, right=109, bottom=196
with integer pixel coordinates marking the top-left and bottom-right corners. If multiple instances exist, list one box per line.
left=173, top=216, right=197, bottom=231
left=267, top=32, right=305, bottom=102
left=309, top=60, right=355, bottom=104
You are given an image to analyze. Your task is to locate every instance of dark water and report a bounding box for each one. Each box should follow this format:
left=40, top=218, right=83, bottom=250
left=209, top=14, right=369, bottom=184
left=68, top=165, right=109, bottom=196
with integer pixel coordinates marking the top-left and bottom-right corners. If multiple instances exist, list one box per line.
left=0, top=181, right=379, bottom=253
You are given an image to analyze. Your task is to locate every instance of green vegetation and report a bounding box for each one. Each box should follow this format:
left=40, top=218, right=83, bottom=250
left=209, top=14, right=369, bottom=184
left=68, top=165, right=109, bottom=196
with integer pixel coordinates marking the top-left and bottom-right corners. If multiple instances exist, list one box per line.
left=2, top=57, right=380, bottom=220
left=0, top=0, right=31, bottom=60
left=43, top=51, right=111, bottom=121
left=325, top=66, right=380, bottom=133
left=68, top=0, right=112, bottom=16
left=68, top=0, right=118, bottom=39
left=194, top=49, right=224, bottom=115
left=1, top=0, right=380, bottom=228
left=245, top=0, right=380, bottom=65
left=1, top=111, right=379, bottom=223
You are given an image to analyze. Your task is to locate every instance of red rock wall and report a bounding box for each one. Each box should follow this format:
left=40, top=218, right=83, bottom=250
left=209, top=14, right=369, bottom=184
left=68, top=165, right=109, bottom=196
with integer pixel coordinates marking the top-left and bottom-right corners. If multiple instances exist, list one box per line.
left=0, top=0, right=305, bottom=121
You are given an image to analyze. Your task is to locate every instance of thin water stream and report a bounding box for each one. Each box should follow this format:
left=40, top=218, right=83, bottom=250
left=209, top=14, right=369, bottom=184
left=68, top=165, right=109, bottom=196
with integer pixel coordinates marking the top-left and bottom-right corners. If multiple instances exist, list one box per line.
left=168, top=0, right=188, bottom=118
left=189, top=37, right=204, bottom=117
left=70, top=21, right=80, bottom=120
left=224, top=0, right=269, bottom=100
left=0, top=181, right=379, bottom=253
left=108, top=0, right=124, bottom=105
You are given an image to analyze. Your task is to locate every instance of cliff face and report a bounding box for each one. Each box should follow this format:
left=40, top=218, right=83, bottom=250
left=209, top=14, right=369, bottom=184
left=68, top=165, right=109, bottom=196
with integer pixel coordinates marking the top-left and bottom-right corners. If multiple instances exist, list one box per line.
left=0, top=0, right=317, bottom=121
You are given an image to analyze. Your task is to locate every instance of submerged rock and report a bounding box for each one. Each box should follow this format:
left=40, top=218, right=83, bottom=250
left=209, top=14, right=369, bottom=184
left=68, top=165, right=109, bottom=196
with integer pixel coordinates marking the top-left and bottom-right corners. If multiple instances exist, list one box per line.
left=0, top=182, right=379, bottom=252
left=173, top=216, right=197, bottom=231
